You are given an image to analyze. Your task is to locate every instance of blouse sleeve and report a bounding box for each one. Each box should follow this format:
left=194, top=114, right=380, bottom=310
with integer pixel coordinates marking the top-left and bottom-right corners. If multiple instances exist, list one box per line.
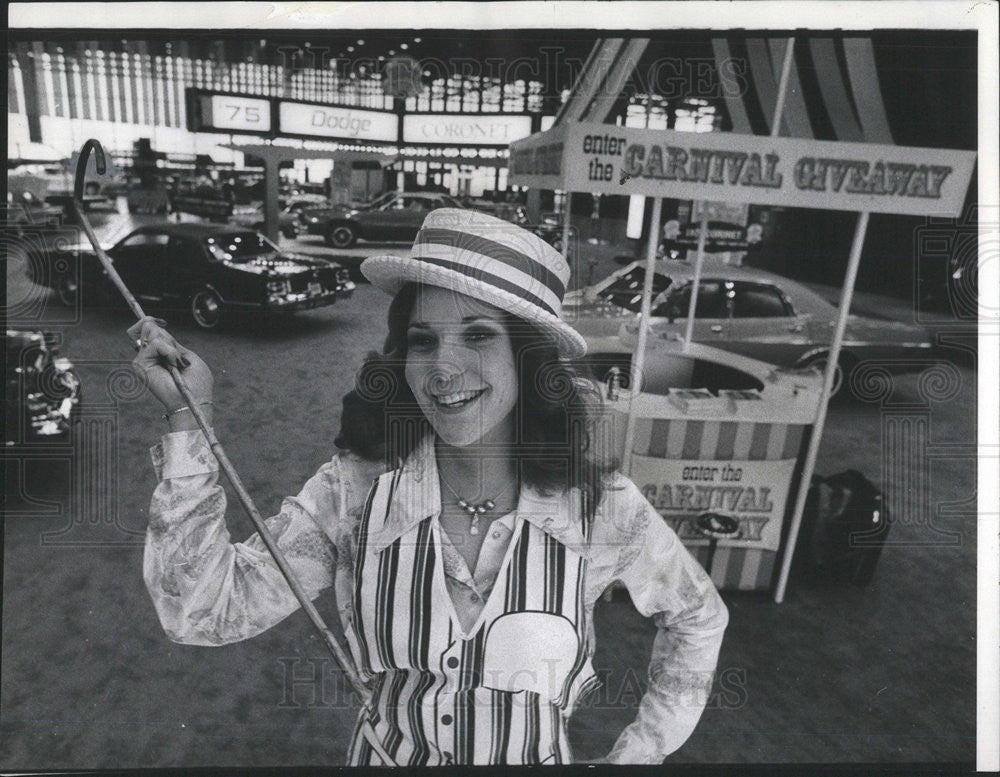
left=143, top=428, right=351, bottom=647
left=601, top=474, right=730, bottom=764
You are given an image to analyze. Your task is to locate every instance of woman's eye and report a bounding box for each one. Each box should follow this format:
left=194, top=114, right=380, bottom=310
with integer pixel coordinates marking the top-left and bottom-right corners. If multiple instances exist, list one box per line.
left=407, top=333, right=435, bottom=350
left=464, top=328, right=498, bottom=343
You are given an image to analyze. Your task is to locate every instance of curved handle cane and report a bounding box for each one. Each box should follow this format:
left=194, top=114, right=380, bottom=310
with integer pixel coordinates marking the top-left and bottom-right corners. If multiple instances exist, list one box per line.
left=71, top=140, right=376, bottom=718
left=74, top=139, right=107, bottom=202
left=69, top=141, right=146, bottom=323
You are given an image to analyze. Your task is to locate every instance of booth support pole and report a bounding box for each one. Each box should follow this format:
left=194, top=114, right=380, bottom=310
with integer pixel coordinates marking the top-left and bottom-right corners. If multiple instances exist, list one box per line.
left=622, top=196, right=663, bottom=476
left=774, top=210, right=870, bottom=603
left=561, top=191, right=573, bottom=265
left=263, top=157, right=280, bottom=244
left=772, top=38, right=795, bottom=137
left=682, top=210, right=710, bottom=351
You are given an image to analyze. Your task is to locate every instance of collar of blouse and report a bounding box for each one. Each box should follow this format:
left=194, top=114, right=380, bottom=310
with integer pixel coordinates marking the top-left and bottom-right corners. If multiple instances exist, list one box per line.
left=368, top=435, right=592, bottom=559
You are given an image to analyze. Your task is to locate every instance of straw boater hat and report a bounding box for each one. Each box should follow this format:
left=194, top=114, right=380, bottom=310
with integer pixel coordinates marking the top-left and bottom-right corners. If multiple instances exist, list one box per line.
left=361, top=208, right=587, bottom=359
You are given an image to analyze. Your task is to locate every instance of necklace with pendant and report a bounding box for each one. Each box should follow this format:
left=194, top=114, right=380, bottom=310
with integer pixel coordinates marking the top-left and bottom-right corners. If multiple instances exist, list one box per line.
left=440, top=477, right=515, bottom=535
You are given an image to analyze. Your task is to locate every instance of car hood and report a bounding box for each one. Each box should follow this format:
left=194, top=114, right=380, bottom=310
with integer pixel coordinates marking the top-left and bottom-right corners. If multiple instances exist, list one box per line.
left=224, top=254, right=329, bottom=276
left=562, top=293, right=639, bottom=337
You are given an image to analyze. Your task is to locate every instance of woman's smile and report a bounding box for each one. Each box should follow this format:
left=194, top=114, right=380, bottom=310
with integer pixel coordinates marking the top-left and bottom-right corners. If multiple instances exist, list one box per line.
left=431, top=387, right=488, bottom=411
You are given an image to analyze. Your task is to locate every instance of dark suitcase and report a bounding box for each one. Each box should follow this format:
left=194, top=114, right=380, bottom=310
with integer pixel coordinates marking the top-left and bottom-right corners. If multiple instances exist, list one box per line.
left=797, top=469, right=890, bottom=586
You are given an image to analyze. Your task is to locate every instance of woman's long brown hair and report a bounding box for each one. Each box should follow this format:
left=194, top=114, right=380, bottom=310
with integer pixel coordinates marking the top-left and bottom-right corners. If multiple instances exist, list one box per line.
left=338, top=283, right=619, bottom=514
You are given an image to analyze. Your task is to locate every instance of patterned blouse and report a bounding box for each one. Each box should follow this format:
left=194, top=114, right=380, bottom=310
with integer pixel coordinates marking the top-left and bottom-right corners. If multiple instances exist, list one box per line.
left=145, top=430, right=729, bottom=765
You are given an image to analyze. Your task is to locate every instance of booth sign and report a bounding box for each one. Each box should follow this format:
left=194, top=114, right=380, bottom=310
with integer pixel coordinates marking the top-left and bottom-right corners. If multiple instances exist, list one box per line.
left=632, top=457, right=797, bottom=551
left=510, top=121, right=976, bottom=217
left=663, top=219, right=762, bottom=250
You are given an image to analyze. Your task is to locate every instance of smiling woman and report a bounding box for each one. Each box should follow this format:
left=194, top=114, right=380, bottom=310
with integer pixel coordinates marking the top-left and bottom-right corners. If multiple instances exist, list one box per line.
left=133, top=208, right=729, bottom=766
left=403, top=289, right=519, bottom=447
left=356, top=280, right=612, bottom=517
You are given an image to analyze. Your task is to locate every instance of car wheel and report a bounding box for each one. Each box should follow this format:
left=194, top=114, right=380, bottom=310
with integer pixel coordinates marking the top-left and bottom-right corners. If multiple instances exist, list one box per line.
left=56, top=274, right=78, bottom=307
left=326, top=224, right=357, bottom=248
left=800, top=352, right=853, bottom=399
left=190, top=288, right=223, bottom=330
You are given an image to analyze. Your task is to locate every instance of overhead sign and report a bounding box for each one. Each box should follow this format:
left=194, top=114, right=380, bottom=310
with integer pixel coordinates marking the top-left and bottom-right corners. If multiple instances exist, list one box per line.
left=278, top=101, right=398, bottom=142
left=403, top=114, right=533, bottom=145
left=663, top=220, right=762, bottom=251
left=630, top=456, right=798, bottom=552
left=190, top=93, right=272, bottom=134
left=663, top=200, right=762, bottom=251
left=509, top=121, right=977, bottom=217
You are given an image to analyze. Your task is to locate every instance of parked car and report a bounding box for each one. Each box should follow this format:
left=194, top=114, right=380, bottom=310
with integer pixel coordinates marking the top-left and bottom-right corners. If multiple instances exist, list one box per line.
left=300, top=191, right=464, bottom=247
left=3, top=193, right=65, bottom=237
left=458, top=198, right=529, bottom=227
left=41, top=192, right=117, bottom=214
left=306, top=190, right=398, bottom=219
left=562, top=259, right=935, bottom=397
left=284, top=194, right=330, bottom=212
left=9, top=163, right=104, bottom=199
left=5, top=330, right=82, bottom=444
left=169, top=182, right=233, bottom=221
left=230, top=202, right=302, bottom=239
left=532, top=211, right=565, bottom=248
left=29, top=224, right=355, bottom=330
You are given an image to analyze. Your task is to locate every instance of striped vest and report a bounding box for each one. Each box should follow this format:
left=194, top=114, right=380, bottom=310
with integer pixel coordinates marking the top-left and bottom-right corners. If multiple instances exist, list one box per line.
left=346, top=468, right=598, bottom=766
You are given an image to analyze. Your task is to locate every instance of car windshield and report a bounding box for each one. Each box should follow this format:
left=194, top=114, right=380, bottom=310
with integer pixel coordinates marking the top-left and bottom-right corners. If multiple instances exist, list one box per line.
left=597, top=267, right=673, bottom=313
left=358, top=192, right=397, bottom=209
left=203, top=232, right=280, bottom=263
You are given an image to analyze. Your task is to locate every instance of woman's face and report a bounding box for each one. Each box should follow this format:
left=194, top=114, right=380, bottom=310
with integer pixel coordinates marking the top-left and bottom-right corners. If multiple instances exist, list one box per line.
left=404, top=286, right=518, bottom=448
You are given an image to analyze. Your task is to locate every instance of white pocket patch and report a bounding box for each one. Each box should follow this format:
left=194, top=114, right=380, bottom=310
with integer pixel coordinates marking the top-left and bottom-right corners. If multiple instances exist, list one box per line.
left=481, top=612, right=580, bottom=699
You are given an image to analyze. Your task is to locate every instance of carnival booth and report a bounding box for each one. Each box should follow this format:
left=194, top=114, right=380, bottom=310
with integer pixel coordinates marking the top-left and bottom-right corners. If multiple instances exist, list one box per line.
left=606, top=340, right=823, bottom=591
left=508, top=67, right=975, bottom=600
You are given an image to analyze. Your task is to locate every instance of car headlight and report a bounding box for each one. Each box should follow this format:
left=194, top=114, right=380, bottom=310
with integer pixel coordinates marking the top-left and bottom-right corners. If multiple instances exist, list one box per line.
left=308, top=216, right=319, bottom=223
left=267, top=279, right=291, bottom=296
left=335, top=268, right=350, bottom=284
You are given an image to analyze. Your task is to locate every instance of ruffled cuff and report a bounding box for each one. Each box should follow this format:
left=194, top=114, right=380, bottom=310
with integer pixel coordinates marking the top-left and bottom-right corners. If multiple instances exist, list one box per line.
left=149, top=428, right=218, bottom=481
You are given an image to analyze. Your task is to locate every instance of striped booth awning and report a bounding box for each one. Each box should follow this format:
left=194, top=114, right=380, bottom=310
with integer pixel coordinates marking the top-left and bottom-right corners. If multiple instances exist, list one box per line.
left=712, top=36, right=894, bottom=143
